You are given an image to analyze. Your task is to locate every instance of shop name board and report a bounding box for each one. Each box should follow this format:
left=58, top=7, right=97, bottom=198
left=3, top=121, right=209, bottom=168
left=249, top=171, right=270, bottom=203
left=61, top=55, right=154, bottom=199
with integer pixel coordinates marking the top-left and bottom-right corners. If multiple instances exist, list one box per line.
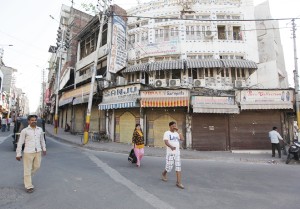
left=241, top=90, right=293, bottom=103
left=141, top=90, right=189, bottom=98
left=139, top=40, right=180, bottom=58
left=108, top=14, right=127, bottom=73
left=192, top=96, right=235, bottom=105
left=103, top=84, right=140, bottom=102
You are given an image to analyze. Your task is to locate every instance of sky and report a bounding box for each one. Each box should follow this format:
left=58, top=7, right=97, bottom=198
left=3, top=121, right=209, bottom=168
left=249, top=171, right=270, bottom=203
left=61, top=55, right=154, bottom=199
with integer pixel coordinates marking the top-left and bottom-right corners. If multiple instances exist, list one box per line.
left=0, top=0, right=299, bottom=112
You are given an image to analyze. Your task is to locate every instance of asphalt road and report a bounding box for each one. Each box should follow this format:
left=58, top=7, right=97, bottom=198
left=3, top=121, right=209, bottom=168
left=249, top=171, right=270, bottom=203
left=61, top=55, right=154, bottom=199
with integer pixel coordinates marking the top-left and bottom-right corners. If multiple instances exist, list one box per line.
left=1, top=132, right=300, bottom=209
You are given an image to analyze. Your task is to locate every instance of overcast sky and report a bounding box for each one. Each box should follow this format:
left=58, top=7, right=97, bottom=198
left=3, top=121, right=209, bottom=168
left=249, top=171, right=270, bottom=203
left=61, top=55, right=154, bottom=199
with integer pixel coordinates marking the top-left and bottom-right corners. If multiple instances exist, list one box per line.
left=0, top=0, right=299, bottom=112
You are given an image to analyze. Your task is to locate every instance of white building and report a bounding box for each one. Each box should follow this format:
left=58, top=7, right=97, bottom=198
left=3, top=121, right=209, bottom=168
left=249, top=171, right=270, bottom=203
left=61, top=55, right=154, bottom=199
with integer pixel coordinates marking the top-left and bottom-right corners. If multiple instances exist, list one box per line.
left=125, top=0, right=261, bottom=89
left=254, top=0, right=289, bottom=88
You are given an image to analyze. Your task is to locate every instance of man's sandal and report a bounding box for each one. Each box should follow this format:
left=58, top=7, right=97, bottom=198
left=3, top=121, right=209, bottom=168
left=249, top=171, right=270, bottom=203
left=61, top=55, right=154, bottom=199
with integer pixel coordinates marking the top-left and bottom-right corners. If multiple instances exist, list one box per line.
left=161, top=173, right=167, bottom=182
left=176, top=183, right=184, bottom=189
left=26, top=188, right=34, bottom=193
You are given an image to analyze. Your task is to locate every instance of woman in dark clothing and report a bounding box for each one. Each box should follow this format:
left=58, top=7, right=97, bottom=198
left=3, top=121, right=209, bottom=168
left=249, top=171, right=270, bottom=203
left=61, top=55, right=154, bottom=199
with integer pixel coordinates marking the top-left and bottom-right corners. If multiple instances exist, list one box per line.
left=132, top=124, right=145, bottom=167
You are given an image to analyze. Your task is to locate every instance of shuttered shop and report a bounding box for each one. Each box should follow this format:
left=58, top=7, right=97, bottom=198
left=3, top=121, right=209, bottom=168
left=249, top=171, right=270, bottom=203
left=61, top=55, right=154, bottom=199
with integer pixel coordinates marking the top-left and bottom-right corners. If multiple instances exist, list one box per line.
left=192, top=114, right=228, bottom=151
left=229, top=111, right=281, bottom=150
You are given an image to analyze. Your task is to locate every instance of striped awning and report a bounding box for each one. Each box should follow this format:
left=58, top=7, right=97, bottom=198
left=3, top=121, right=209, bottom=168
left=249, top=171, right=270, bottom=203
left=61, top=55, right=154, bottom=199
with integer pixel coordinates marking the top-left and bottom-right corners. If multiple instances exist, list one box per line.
left=123, top=63, right=149, bottom=73
left=240, top=103, right=293, bottom=110
left=186, top=59, right=223, bottom=68
left=148, top=60, right=183, bottom=71
left=141, top=97, right=189, bottom=107
left=193, top=104, right=240, bottom=114
left=221, top=59, right=257, bottom=69
left=99, top=100, right=138, bottom=110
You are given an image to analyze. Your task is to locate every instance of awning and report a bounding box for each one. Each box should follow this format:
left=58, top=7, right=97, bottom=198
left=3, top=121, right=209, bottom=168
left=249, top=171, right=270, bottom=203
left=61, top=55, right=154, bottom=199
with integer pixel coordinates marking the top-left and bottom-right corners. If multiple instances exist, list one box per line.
left=123, top=63, right=149, bottom=73
left=141, top=97, right=189, bottom=107
left=99, top=100, right=138, bottom=110
left=73, top=95, right=90, bottom=105
left=240, top=103, right=293, bottom=110
left=59, top=97, right=74, bottom=107
left=148, top=60, right=183, bottom=71
left=193, top=104, right=240, bottom=114
left=221, top=59, right=257, bottom=69
left=186, top=59, right=223, bottom=68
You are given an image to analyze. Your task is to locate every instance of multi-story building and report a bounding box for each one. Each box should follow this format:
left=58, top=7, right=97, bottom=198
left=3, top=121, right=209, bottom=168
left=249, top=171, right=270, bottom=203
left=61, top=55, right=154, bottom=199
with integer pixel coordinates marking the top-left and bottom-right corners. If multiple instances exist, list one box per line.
left=46, top=5, right=93, bottom=131
left=97, top=0, right=294, bottom=150
left=49, top=1, right=294, bottom=151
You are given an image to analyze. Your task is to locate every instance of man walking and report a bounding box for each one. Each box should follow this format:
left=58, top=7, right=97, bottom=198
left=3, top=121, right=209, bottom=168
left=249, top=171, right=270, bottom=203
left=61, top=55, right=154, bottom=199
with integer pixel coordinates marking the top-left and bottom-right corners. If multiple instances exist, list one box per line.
left=268, top=126, right=283, bottom=158
left=16, top=115, right=46, bottom=193
left=161, top=121, right=184, bottom=189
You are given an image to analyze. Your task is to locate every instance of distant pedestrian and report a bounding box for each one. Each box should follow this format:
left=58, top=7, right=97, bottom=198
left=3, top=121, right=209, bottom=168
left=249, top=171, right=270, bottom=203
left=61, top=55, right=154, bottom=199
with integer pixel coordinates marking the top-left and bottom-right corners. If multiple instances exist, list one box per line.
left=161, top=121, right=184, bottom=189
left=1, top=117, right=7, bottom=132
left=132, top=124, right=145, bottom=167
left=7, top=117, right=11, bottom=131
left=268, top=126, right=283, bottom=158
left=16, top=115, right=46, bottom=193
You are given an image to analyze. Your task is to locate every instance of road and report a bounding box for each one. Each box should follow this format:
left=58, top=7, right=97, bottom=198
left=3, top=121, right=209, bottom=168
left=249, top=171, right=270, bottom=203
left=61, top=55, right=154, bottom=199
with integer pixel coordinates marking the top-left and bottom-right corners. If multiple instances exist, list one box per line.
left=1, top=132, right=300, bottom=209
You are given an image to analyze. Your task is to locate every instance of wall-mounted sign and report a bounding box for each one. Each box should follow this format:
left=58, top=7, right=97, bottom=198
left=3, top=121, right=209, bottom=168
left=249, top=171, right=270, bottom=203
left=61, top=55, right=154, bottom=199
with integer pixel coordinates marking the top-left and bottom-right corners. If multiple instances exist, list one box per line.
left=240, top=90, right=294, bottom=103
left=141, top=89, right=189, bottom=98
left=139, top=40, right=180, bottom=58
left=108, top=13, right=127, bottom=73
left=192, top=96, right=235, bottom=105
left=102, top=84, right=141, bottom=102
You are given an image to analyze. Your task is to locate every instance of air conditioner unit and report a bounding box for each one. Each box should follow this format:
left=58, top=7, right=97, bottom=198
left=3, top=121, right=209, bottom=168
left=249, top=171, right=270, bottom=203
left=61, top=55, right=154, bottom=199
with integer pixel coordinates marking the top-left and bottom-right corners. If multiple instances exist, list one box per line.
left=155, top=79, right=167, bottom=87
left=235, top=80, right=246, bottom=88
left=194, top=79, right=206, bottom=87
left=169, top=79, right=181, bottom=87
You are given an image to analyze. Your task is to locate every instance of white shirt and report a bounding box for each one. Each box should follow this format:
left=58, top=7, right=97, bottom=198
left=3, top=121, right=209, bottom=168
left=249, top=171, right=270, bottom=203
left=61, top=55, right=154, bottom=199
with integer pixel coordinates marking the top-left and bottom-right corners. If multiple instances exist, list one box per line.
left=268, top=130, right=283, bottom=144
left=16, top=125, right=46, bottom=157
left=163, top=130, right=180, bottom=155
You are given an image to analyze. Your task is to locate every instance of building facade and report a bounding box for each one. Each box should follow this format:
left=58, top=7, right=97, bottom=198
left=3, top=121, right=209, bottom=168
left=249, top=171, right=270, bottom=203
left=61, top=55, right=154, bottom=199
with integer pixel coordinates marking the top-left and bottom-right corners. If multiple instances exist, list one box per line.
left=99, top=0, right=293, bottom=150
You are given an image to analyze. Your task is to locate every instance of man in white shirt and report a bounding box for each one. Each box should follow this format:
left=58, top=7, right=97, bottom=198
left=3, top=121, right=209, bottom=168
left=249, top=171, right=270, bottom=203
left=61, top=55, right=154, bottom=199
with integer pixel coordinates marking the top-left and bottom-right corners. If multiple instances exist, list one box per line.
left=161, top=121, right=184, bottom=189
left=268, top=126, right=283, bottom=158
left=16, top=115, right=46, bottom=193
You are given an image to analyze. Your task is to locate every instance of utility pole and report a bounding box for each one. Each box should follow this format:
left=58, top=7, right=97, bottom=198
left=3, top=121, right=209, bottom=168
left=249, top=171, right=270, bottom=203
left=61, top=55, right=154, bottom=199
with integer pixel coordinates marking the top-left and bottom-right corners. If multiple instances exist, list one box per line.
left=292, top=19, right=300, bottom=139
left=41, top=68, right=45, bottom=118
left=83, top=0, right=110, bottom=144
left=54, top=26, right=64, bottom=134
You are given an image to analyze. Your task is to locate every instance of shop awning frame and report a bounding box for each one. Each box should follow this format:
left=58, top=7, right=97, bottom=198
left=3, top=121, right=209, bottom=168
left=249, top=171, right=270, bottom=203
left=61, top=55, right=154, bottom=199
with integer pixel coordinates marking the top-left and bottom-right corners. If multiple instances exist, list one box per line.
left=141, top=97, right=189, bottom=107
left=98, top=100, right=139, bottom=110
left=193, top=104, right=240, bottom=114
left=240, top=103, right=293, bottom=110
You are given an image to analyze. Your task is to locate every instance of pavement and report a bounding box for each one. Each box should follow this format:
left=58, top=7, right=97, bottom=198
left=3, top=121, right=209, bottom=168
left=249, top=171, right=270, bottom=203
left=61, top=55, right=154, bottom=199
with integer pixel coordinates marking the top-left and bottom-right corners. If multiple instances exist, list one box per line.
left=45, top=124, right=288, bottom=165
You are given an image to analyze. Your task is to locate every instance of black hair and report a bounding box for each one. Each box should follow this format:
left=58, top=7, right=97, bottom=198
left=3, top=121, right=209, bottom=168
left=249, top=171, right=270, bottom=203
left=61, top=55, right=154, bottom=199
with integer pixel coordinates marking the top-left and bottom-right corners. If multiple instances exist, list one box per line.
left=27, top=115, right=38, bottom=120
left=272, top=127, right=277, bottom=130
left=169, top=121, right=176, bottom=126
left=135, top=124, right=140, bottom=128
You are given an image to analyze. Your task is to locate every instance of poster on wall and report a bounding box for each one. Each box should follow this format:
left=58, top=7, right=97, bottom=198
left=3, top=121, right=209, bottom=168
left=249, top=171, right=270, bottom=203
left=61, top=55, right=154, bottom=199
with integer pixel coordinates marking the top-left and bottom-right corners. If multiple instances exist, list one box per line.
left=108, top=14, right=127, bottom=74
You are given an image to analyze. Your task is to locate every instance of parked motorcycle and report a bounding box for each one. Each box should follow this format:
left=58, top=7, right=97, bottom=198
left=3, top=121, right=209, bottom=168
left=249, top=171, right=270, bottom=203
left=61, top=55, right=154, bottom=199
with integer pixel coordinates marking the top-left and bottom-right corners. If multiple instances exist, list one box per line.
left=286, top=141, right=300, bottom=164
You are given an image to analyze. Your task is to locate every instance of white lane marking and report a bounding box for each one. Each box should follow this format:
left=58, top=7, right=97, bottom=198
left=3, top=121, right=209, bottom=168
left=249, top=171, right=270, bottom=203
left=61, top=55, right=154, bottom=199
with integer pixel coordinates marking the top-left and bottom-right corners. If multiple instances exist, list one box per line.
left=85, top=152, right=175, bottom=209
left=0, top=136, right=11, bottom=144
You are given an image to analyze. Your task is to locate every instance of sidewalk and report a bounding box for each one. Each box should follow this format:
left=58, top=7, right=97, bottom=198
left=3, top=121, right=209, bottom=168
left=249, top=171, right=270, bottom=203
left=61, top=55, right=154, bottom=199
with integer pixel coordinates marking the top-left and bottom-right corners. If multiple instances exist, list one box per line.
left=45, top=124, right=285, bottom=164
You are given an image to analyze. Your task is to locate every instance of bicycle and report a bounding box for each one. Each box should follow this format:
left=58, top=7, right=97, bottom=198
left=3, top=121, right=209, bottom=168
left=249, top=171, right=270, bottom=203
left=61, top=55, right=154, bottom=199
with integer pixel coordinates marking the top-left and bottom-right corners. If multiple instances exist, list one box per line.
left=93, top=131, right=110, bottom=142
left=80, top=132, right=95, bottom=144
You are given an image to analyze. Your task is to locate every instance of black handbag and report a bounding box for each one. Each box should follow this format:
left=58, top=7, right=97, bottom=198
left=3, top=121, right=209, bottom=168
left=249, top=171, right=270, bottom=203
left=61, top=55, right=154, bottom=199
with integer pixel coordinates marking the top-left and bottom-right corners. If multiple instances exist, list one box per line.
left=128, top=148, right=137, bottom=164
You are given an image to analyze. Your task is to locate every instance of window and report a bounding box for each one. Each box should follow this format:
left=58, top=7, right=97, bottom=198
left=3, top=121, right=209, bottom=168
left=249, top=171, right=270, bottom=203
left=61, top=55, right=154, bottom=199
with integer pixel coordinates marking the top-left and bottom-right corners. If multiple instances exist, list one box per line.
left=217, top=25, right=226, bottom=40
left=233, top=26, right=242, bottom=40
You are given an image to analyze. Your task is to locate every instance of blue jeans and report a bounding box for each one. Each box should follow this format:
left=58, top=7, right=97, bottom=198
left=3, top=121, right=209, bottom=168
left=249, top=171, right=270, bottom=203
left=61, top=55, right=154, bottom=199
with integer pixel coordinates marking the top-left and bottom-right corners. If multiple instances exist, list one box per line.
left=1, top=124, right=6, bottom=132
